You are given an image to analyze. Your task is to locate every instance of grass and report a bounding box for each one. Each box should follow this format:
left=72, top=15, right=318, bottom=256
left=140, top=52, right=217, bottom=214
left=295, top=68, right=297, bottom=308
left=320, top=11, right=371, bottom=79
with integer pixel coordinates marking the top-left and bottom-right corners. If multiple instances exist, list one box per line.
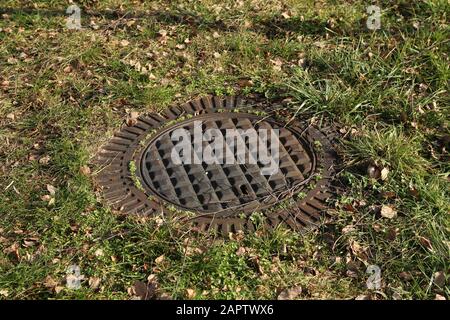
left=0, top=0, right=449, bottom=300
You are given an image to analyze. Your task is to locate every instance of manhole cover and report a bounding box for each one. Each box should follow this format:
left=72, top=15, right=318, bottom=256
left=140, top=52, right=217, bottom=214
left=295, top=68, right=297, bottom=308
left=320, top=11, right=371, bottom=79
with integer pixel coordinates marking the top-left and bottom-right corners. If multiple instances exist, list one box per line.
left=94, top=95, right=339, bottom=234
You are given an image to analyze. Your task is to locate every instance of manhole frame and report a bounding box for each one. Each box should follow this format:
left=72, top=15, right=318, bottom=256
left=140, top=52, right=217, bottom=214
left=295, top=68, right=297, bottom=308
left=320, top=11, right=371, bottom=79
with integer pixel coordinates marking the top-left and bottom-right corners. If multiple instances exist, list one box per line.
left=94, top=95, right=340, bottom=235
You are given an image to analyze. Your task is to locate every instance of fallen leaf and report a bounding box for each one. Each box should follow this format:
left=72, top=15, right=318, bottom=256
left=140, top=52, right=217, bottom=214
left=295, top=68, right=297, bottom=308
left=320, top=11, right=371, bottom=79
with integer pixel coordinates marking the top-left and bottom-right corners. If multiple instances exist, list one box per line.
left=80, top=165, right=91, bottom=176
left=0, top=289, right=9, bottom=297
left=434, top=271, right=445, bottom=287
left=120, top=39, right=130, bottom=47
left=386, top=227, right=399, bottom=241
left=155, top=255, right=165, bottom=264
left=23, top=238, right=39, bottom=247
left=55, top=286, right=64, bottom=294
left=409, top=187, right=419, bottom=198
left=126, top=111, right=139, bottom=126
left=128, top=281, right=156, bottom=300
left=6, top=113, right=15, bottom=120
left=7, top=57, right=18, bottom=64
left=237, top=79, right=253, bottom=88
left=41, top=194, right=51, bottom=202
left=212, top=31, right=220, bottom=38
left=380, top=205, right=397, bottom=219
left=355, top=294, right=371, bottom=300
left=367, top=164, right=381, bottom=179
left=399, top=271, right=413, bottom=281
left=435, top=294, right=446, bottom=300
left=147, top=274, right=157, bottom=283
left=158, top=292, right=173, bottom=300
left=342, top=225, right=356, bottom=234
left=382, top=191, right=396, bottom=199
left=94, top=248, right=104, bottom=257
left=39, top=155, right=51, bottom=165
left=89, top=277, right=101, bottom=290
left=270, top=58, right=283, bottom=71
left=236, top=247, right=246, bottom=256
left=281, top=11, right=291, bottom=19
left=44, top=276, right=58, bottom=288
left=418, top=236, right=434, bottom=251
left=343, top=203, right=356, bottom=212
left=47, top=184, right=56, bottom=196
left=380, top=167, right=389, bottom=181
left=63, top=65, right=72, bottom=73
left=350, top=240, right=368, bottom=261
left=186, top=288, right=195, bottom=299
left=277, top=286, right=302, bottom=300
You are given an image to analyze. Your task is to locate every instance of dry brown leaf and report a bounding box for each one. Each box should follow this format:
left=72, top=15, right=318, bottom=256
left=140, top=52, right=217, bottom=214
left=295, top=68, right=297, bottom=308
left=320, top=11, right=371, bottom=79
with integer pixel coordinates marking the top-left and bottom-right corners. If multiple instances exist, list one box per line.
left=39, top=155, right=51, bottom=165
left=186, top=288, right=195, bottom=299
left=46, top=184, right=56, bottom=196
left=399, top=271, right=413, bottom=281
left=367, top=164, right=381, bottom=179
left=126, top=111, right=139, bottom=126
left=342, top=225, right=356, bottom=234
left=44, top=276, right=58, bottom=288
left=147, top=274, right=157, bottom=283
left=0, top=289, right=9, bottom=297
left=386, top=227, right=399, bottom=241
left=380, top=205, right=397, bottom=219
left=23, top=238, right=39, bottom=247
left=237, top=79, right=253, bottom=88
left=281, top=12, right=291, bottom=19
left=55, top=286, right=64, bottom=294
left=434, top=271, right=446, bottom=287
left=418, top=236, right=434, bottom=251
left=350, top=240, right=368, bottom=261
left=128, top=280, right=156, bottom=300
left=89, top=277, right=101, bottom=290
left=277, top=286, right=302, bottom=300
left=7, top=57, right=18, bottom=64
left=80, top=165, right=91, bottom=176
left=381, top=167, right=389, bottom=181
left=155, top=255, right=165, bottom=264
left=120, top=39, right=130, bottom=47
left=236, top=247, right=246, bottom=256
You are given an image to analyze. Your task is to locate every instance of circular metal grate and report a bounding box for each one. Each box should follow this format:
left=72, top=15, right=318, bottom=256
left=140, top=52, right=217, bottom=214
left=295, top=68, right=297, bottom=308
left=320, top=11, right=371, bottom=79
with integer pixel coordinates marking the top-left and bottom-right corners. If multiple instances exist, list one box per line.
left=94, top=95, right=339, bottom=234
left=140, top=114, right=316, bottom=214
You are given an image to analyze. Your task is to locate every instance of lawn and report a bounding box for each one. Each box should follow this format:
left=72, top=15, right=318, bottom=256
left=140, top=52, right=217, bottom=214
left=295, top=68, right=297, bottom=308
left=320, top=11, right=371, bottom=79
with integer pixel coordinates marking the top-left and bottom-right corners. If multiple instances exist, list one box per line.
left=0, top=0, right=448, bottom=300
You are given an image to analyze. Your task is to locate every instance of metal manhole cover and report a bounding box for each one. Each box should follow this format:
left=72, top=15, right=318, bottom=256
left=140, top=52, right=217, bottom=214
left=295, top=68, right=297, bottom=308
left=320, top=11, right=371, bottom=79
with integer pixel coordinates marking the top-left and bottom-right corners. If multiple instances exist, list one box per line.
left=94, top=95, right=339, bottom=234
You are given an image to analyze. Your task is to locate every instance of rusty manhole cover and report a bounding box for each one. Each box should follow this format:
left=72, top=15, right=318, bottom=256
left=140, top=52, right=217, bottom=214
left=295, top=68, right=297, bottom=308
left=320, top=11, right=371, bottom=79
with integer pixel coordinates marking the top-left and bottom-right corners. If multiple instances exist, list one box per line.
left=94, top=95, right=339, bottom=234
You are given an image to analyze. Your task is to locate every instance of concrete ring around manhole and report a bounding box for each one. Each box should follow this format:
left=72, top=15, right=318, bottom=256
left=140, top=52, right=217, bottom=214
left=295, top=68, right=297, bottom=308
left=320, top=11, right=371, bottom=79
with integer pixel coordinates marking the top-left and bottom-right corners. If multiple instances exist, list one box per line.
left=93, top=95, right=340, bottom=235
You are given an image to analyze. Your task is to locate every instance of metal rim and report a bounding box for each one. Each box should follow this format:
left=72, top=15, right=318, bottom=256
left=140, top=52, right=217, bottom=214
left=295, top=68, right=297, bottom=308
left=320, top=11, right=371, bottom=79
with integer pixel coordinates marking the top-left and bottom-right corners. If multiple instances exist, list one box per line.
left=93, top=95, right=340, bottom=235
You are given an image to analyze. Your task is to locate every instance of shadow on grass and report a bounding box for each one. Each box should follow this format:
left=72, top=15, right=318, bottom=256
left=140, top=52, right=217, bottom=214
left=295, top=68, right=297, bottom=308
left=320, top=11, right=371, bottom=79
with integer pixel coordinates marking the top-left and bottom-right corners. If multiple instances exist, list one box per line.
left=0, top=6, right=370, bottom=37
